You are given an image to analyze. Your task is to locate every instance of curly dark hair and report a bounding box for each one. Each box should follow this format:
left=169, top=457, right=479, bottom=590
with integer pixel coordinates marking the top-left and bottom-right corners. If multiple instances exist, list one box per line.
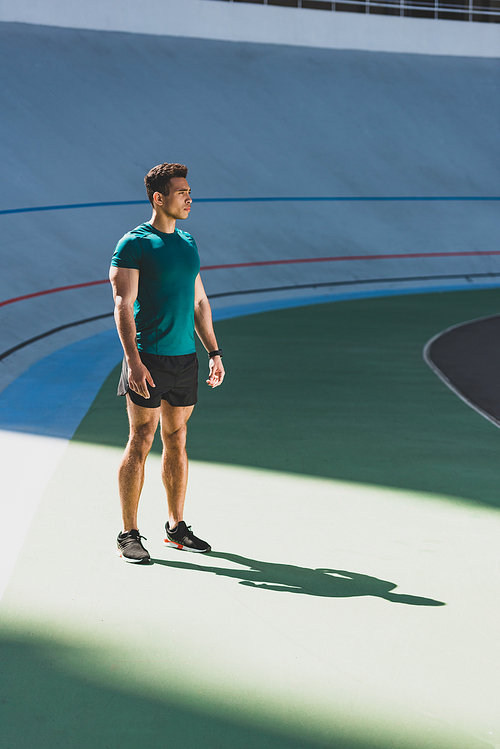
left=144, top=162, right=188, bottom=206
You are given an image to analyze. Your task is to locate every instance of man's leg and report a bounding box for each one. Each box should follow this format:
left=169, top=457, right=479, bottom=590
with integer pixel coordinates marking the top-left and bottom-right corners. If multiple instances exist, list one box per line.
left=118, top=395, right=160, bottom=532
left=160, top=400, right=211, bottom=553
left=159, top=400, right=194, bottom=528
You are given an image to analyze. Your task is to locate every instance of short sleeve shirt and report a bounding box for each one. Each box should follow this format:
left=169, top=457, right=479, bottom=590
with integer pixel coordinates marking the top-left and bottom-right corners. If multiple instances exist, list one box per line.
left=111, top=223, right=201, bottom=355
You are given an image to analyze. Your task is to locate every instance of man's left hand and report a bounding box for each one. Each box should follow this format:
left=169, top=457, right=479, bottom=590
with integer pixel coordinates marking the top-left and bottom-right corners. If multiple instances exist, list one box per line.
left=206, top=355, right=225, bottom=388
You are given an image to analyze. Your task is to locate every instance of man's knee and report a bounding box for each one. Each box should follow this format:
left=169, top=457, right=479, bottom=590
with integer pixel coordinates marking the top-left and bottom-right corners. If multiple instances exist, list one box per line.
left=161, top=424, right=187, bottom=452
left=128, top=423, right=157, bottom=457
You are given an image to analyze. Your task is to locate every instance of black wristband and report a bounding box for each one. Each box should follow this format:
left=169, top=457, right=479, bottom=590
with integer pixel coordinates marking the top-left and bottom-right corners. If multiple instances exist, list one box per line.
left=208, top=349, right=223, bottom=359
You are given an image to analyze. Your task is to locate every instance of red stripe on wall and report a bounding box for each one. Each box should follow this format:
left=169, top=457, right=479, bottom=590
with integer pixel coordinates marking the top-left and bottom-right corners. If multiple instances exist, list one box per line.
left=2, top=250, right=500, bottom=308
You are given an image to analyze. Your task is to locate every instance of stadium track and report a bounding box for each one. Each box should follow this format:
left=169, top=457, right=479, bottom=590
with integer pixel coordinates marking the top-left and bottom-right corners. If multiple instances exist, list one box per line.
left=2, top=288, right=500, bottom=749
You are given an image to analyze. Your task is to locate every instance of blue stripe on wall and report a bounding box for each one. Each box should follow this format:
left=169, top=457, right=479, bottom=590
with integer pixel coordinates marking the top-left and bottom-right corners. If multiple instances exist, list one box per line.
left=1, top=196, right=499, bottom=216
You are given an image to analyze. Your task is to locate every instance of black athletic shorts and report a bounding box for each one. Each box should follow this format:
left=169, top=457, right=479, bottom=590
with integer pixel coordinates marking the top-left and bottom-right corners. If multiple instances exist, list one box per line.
left=117, top=351, right=198, bottom=408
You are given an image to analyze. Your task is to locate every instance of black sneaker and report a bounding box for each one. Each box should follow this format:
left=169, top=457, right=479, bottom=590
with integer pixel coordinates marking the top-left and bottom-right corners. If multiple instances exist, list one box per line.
left=116, top=530, right=151, bottom=564
left=164, top=521, right=211, bottom=553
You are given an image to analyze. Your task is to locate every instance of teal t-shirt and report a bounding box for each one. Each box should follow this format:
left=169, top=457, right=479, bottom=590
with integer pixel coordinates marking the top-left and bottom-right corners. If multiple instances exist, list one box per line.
left=111, top=223, right=201, bottom=355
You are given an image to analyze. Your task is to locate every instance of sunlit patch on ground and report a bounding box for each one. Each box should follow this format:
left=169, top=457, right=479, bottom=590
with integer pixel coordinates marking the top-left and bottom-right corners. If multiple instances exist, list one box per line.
left=2, top=443, right=499, bottom=748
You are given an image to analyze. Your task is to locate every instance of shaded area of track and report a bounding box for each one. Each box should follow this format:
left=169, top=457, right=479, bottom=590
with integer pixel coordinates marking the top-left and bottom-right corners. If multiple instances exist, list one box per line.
left=426, top=315, right=500, bottom=427
left=0, top=633, right=340, bottom=749
left=74, top=287, right=500, bottom=509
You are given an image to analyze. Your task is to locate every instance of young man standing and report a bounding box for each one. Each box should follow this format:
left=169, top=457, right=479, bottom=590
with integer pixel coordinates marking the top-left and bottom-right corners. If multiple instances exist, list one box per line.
left=109, top=162, right=224, bottom=564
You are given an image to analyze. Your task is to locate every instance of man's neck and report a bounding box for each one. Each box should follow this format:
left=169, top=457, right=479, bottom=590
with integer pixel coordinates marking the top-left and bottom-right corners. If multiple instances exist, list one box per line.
left=149, top=210, right=176, bottom=234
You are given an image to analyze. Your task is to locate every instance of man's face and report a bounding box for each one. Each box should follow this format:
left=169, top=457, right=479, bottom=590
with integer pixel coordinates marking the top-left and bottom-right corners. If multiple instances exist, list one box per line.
left=155, top=177, right=192, bottom=219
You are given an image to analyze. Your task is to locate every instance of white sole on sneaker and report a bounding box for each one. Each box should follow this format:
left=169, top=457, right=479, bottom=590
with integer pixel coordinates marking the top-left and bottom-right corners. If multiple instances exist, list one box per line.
left=163, top=538, right=210, bottom=553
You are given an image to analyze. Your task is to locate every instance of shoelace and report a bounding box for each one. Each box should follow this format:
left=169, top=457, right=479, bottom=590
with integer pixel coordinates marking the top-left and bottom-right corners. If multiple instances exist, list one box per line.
left=123, top=532, right=147, bottom=545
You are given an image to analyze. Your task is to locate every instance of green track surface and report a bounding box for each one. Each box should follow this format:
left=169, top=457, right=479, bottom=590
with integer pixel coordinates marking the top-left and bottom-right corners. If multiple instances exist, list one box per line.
left=4, top=288, right=500, bottom=749
left=0, top=633, right=349, bottom=749
left=74, top=288, right=500, bottom=509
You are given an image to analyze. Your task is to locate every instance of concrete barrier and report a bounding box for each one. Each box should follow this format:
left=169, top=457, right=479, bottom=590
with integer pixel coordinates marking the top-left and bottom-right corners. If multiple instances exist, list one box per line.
left=0, top=0, right=499, bottom=57
left=0, top=22, right=498, bottom=389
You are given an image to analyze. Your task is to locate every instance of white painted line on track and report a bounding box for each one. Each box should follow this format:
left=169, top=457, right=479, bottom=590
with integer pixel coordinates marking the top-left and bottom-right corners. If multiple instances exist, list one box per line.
left=423, top=313, right=500, bottom=430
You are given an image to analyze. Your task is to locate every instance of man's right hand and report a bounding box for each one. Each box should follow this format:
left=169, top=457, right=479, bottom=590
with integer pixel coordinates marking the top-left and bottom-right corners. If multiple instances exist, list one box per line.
left=128, top=361, right=155, bottom=399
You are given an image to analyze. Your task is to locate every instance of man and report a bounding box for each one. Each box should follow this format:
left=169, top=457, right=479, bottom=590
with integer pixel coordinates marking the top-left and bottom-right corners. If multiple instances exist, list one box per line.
left=109, top=162, right=224, bottom=564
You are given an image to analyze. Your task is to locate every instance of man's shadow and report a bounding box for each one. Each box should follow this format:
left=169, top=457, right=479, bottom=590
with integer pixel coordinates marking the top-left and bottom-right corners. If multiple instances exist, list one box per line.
left=150, top=551, right=445, bottom=606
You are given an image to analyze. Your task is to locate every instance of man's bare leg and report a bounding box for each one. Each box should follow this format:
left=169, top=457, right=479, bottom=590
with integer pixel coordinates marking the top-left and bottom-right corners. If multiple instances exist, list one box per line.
left=159, top=401, right=194, bottom=529
left=118, top=395, right=160, bottom=532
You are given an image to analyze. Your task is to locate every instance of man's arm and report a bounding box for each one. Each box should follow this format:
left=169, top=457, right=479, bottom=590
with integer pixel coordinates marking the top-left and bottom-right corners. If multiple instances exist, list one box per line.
left=194, top=274, right=225, bottom=388
left=109, top=266, right=155, bottom=399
